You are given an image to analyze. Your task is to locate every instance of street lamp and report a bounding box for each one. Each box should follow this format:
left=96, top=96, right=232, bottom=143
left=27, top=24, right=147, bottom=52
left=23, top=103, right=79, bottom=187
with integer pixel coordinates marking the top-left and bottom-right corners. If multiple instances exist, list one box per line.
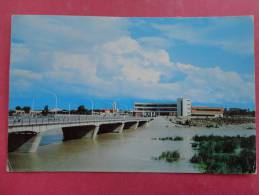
left=44, top=90, right=58, bottom=114
left=85, top=98, right=94, bottom=116
left=90, top=99, right=94, bottom=116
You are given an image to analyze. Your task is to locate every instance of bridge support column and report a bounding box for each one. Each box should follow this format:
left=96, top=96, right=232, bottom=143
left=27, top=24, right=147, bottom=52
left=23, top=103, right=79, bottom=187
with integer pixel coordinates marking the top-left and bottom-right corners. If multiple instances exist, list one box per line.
left=118, top=123, right=125, bottom=133
left=133, top=122, right=139, bottom=130
left=17, top=133, right=42, bottom=153
left=143, top=121, right=149, bottom=128
left=112, top=123, right=124, bottom=133
left=92, top=125, right=100, bottom=139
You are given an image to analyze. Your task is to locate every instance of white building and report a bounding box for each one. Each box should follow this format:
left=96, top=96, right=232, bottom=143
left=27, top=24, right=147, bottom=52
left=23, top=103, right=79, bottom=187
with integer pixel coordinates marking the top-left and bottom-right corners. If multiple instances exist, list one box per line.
left=134, top=102, right=177, bottom=117
left=177, top=98, right=192, bottom=117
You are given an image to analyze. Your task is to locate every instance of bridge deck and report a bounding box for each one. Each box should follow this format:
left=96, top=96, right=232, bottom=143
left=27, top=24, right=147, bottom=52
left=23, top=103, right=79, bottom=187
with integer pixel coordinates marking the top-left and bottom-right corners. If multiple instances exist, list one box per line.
left=8, top=115, right=150, bottom=133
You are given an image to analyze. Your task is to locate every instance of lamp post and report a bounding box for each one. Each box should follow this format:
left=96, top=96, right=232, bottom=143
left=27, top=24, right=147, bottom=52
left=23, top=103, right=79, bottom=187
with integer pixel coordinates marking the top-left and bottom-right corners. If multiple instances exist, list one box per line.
left=31, top=96, right=35, bottom=111
left=85, top=98, right=94, bottom=116
left=44, top=90, right=58, bottom=114
left=90, top=99, right=94, bottom=116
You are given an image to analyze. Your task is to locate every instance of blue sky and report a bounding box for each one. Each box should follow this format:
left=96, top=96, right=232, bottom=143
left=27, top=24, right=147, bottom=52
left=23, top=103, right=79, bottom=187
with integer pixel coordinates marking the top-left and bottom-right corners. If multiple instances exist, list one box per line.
left=9, top=16, right=255, bottom=110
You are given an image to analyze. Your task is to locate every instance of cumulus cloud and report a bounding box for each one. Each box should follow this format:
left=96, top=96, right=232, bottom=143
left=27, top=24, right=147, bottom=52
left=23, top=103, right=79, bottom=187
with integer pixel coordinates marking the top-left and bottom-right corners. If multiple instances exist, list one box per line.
left=12, top=68, right=43, bottom=80
left=10, top=43, right=30, bottom=64
left=35, top=35, right=254, bottom=104
left=137, top=36, right=171, bottom=49
left=9, top=16, right=255, bottom=107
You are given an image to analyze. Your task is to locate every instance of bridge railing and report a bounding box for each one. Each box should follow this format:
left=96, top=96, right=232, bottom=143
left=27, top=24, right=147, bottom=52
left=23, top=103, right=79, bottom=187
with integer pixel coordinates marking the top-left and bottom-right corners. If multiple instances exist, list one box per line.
left=8, top=114, right=150, bottom=127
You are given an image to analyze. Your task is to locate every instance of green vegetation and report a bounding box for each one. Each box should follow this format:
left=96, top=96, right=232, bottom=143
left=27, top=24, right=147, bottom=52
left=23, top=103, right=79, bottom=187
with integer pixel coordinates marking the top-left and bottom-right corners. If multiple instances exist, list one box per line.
left=189, top=117, right=255, bottom=127
left=77, top=105, right=88, bottom=114
left=42, top=105, right=49, bottom=116
left=22, top=106, right=31, bottom=113
left=153, top=150, right=180, bottom=163
left=191, top=142, right=198, bottom=148
left=206, top=124, right=219, bottom=128
left=15, top=106, right=22, bottom=110
left=152, top=136, right=184, bottom=141
left=190, top=135, right=256, bottom=174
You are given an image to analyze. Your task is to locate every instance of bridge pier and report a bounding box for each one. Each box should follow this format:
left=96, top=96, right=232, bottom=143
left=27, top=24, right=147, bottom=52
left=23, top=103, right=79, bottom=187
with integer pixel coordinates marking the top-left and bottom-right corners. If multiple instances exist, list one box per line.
left=8, top=131, right=42, bottom=153
left=138, top=121, right=149, bottom=128
left=112, top=123, right=124, bottom=133
left=92, top=125, right=99, bottom=139
left=20, top=133, right=42, bottom=153
left=97, top=123, right=124, bottom=135
left=118, top=123, right=124, bottom=133
left=123, top=121, right=139, bottom=130
left=62, top=125, right=96, bottom=141
left=132, top=121, right=139, bottom=130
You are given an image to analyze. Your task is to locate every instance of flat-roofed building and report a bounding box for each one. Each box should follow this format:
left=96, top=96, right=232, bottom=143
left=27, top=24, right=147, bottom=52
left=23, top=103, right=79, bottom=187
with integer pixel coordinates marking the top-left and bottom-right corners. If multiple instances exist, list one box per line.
left=191, top=106, right=224, bottom=117
left=14, top=110, right=25, bottom=115
left=177, top=98, right=192, bottom=117
left=134, top=102, right=177, bottom=117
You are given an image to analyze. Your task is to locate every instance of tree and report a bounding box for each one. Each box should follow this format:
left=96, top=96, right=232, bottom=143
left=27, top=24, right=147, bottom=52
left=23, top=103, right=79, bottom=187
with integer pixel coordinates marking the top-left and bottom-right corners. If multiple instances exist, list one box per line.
left=42, top=105, right=49, bottom=116
left=77, top=105, right=87, bottom=114
left=9, top=110, right=15, bottom=116
left=15, top=106, right=21, bottom=110
left=22, top=106, right=31, bottom=114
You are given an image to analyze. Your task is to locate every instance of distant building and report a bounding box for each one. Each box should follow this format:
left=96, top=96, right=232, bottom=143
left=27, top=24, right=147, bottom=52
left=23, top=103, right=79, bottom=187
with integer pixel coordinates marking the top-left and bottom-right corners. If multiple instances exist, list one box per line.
left=48, top=108, right=62, bottom=114
left=134, top=98, right=192, bottom=117
left=30, top=110, right=42, bottom=115
left=133, top=98, right=225, bottom=118
left=14, top=110, right=25, bottom=115
left=93, top=109, right=117, bottom=115
left=191, top=106, right=224, bottom=117
left=177, top=98, right=192, bottom=117
left=134, top=102, right=177, bottom=117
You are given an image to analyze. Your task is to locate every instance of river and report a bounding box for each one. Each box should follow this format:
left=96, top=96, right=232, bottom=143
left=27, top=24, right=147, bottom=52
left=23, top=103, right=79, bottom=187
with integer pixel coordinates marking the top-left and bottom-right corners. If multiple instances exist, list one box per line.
left=8, top=117, right=256, bottom=172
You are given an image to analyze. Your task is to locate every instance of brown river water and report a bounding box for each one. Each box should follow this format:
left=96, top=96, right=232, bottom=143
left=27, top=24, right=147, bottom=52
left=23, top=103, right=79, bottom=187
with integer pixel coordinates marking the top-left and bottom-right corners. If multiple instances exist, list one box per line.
left=8, top=117, right=256, bottom=173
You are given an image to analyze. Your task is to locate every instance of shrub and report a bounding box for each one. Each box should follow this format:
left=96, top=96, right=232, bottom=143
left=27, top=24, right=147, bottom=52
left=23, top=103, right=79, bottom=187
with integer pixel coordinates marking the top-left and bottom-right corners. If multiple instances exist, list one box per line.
left=155, top=150, right=180, bottom=163
left=190, top=135, right=256, bottom=173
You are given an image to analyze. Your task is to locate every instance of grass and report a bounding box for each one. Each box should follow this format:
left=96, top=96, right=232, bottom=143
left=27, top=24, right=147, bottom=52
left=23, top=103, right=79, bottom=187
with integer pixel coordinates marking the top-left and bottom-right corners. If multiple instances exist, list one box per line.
left=152, top=136, right=184, bottom=141
left=190, top=135, right=256, bottom=174
left=153, top=150, right=180, bottom=163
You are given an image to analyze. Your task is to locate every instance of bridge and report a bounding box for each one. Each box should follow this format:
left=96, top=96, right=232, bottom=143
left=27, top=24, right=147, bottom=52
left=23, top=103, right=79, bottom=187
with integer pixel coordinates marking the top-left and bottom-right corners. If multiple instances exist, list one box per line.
left=8, top=114, right=151, bottom=153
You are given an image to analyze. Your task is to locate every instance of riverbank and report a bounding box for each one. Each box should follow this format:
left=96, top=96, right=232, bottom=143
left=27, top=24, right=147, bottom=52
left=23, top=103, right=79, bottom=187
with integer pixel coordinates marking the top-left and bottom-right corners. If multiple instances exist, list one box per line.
left=167, top=116, right=255, bottom=130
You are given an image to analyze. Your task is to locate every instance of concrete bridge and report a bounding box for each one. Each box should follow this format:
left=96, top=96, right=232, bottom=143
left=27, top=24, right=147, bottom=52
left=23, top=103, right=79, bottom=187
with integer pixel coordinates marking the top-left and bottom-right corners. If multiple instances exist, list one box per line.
left=8, top=114, right=151, bottom=153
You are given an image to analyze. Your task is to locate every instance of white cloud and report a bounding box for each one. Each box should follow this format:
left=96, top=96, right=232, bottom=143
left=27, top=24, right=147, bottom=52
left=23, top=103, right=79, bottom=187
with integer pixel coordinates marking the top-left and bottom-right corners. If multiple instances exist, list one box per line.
left=51, top=53, right=97, bottom=82
left=37, top=35, right=254, bottom=104
left=152, top=18, right=254, bottom=55
left=10, top=16, right=254, bottom=106
left=12, top=16, right=130, bottom=53
left=137, top=36, right=171, bottom=49
left=121, top=64, right=160, bottom=83
left=12, top=68, right=43, bottom=80
left=102, top=36, right=140, bottom=55
left=10, top=43, right=30, bottom=64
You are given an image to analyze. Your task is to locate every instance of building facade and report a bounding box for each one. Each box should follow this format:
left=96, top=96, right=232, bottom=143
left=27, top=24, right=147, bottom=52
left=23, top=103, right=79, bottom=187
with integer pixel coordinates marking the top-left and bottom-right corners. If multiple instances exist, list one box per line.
left=134, top=98, right=192, bottom=117
left=134, top=102, right=177, bottom=117
left=134, top=98, right=224, bottom=118
left=177, top=98, right=192, bottom=117
left=191, top=106, right=224, bottom=117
